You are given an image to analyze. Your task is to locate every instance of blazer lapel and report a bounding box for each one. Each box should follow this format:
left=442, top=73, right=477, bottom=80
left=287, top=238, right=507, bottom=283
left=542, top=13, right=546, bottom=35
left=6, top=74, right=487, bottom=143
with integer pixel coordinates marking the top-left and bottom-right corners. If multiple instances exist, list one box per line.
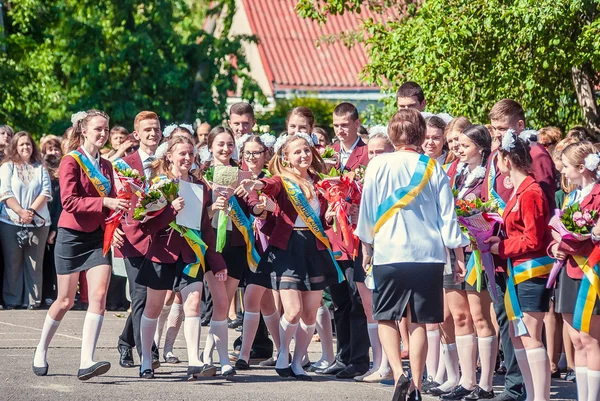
left=344, top=139, right=366, bottom=171
left=580, top=185, right=600, bottom=209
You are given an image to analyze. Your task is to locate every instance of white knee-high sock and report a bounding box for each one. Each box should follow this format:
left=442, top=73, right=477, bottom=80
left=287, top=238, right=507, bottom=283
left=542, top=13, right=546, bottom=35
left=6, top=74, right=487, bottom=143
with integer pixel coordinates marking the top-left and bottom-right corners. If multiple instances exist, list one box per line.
left=276, top=316, right=298, bottom=369
left=34, top=315, right=60, bottom=367
left=587, top=369, right=600, bottom=401
left=575, top=367, right=588, bottom=401
left=478, top=336, right=498, bottom=392
left=434, top=344, right=447, bottom=384
left=163, top=303, right=183, bottom=356
left=263, top=311, right=281, bottom=353
left=515, top=348, right=534, bottom=401
left=154, top=305, right=171, bottom=349
left=526, top=347, right=550, bottom=401
left=210, top=319, right=232, bottom=373
left=140, top=314, right=158, bottom=372
left=292, top=321, right=316, bottom=375
left=184, top=316, right=202, bottom=367
left=367, top=322, right=383, bottom=372
left=426, top=329, right=441, bottom=380
left=313, top=306, right=334, bottom=369
left=437, top=343, right=460, bottom=392
left=456, top=333, right=477, bottom=390
left=239, top=311, right=260, bottom=362
left=79, top=312, right=104, bottom=369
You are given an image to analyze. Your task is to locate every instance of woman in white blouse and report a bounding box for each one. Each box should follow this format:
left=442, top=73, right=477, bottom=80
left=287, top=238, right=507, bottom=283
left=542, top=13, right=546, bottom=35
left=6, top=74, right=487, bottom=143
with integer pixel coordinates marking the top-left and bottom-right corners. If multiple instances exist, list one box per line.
left=0, top=131, right=52, bottom=309
left=355, top=109, right=469, bottom=401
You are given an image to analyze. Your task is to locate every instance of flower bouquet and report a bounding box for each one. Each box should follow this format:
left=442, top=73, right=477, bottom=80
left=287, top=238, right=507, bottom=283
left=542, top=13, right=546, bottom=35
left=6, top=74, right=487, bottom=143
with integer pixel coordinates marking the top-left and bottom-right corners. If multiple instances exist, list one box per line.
left=546, top=203, right=599, bottom=288
left=319, top=146, right=337, bottom=167
left=102, top=164, right=146, bottom=256
left=133, top=176, right=179, bottom=223
left=455, top=197, right=502, bottom=300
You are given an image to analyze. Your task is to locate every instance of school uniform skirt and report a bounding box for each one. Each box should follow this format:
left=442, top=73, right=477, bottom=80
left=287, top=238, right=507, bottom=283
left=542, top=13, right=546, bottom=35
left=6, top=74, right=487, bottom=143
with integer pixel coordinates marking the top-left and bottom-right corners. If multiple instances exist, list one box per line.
left=55, top=227, right=111, bottom=275
left=136, top=257, right=203, bottom=292
left=443, top=252, right=487, bottom=291
left=372, top=262, right=444, bottom=323
left=258, top=229, right=339, bottom=292
left=555, top=266, right=600, bottom=315
left=512, top=276, right=551, bottom=313
left=214, top=229, right=248, bottom=282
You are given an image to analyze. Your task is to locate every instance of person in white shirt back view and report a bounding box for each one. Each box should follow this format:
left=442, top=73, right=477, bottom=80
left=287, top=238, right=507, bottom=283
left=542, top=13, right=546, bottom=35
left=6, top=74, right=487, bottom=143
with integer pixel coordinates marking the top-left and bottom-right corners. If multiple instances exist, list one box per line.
left=355, top=109, right=469, bottom=401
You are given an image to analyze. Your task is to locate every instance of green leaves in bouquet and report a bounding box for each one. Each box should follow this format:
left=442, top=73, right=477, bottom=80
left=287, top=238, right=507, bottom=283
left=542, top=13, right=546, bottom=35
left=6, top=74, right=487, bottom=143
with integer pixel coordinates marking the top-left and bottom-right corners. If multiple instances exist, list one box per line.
left=160, top=181, right=180, bottom=203
left=203, top=166, right=214, bottom=183
left=561, top=202, right=598, bottom=234
left=318, top=166, right=340, bottom=180
left=321, top=146, right=336, bottom=159
left=133, top=190, right=162, bottom=220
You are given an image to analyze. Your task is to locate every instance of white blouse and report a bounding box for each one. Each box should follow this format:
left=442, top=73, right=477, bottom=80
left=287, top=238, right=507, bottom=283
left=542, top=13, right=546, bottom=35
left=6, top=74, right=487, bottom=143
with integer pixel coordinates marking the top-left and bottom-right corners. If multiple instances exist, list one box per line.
left=355, top=151, right=469, bottom=265
left=0, top=161, right=52, bottom=226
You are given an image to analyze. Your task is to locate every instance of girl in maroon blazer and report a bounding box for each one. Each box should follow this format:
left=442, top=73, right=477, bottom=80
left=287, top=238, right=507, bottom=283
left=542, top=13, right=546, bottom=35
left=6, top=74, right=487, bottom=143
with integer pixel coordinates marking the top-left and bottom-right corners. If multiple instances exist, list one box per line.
left=134, top=136, right=227, bottom=380
left=32, top=110, right=127, bottom=380
left=237, top=133, right=339, bottom=380
left=550, top=141, right=600, bottom=401
left=487, top=131, right=552, bottom=401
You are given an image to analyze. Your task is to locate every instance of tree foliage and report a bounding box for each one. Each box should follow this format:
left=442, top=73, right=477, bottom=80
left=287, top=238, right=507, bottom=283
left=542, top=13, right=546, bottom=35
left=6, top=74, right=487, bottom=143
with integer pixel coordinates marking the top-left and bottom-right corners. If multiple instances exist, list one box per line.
left=257, top=97, right=338, bottom=136
left=296, top=0, right=600, bottom=132
left=0, top=0, right=264, bottom=137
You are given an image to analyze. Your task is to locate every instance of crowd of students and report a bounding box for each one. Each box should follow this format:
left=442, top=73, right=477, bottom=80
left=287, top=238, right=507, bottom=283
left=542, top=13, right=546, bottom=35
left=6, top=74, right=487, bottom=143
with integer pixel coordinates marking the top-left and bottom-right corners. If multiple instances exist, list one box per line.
left=1, top=81, right=597, bottom=401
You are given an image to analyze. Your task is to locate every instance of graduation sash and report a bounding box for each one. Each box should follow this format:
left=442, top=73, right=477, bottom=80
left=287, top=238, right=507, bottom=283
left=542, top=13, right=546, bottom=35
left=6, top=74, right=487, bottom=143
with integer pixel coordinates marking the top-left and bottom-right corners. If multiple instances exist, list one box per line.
left=571, top=253, right=600, bottom=333
left=505, top=256, right=554, bottom=337
left=487, top=157, right=506, bottom=216
left=466, top=250, right=483, bottom=290
left=69, top=150, right=111, bottom=197
left=229, top=196, right=261, bottom=272
left=281, top=178, right=345, bottom=283
left=374, top=154, right=435, bottom=234
left=170, top=222, right=207, bottom=278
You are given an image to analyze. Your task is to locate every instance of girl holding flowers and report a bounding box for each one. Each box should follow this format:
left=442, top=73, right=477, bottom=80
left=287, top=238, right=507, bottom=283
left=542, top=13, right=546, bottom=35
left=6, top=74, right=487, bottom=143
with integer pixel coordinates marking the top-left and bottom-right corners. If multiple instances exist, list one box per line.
left=550, top=141, right=600, bottom=401
left=135, top=136, right=227, bottom=380
left=486, top=131, right=553, bottom=401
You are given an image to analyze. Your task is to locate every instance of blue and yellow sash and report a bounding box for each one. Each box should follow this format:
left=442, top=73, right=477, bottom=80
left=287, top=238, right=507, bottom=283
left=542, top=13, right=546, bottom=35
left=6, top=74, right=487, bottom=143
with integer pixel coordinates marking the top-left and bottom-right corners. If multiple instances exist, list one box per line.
left=170, top=222, right=207, bottom=278
left=505, top=256, right=554, bottom=337
left=571, top=254, right=600, bottom=333
left=374, top=154, right=435, bottom=234
left=466, top=251, right=483, bottom=290
left=69, top=150, right=111, bottom=197
left=229, top=197, right=261, bottom=272
left=282, top=178, right=345, bottom=283
left=487, top=155, right=506, bottom=216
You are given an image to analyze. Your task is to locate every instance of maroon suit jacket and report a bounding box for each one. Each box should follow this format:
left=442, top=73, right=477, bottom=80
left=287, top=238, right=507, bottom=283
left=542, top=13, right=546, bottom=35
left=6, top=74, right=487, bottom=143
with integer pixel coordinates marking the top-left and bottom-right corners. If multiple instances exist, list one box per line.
left=547, top=184, right=600, bottom=279
left=142, top=178, right=226, bottom=273
left=58, top=147, right=116, bottom=232
left=249, top=175, right=329, bottom=251
left=115, top=151, right=148, bottom=258
left=329, top=138, right=370, bottom=260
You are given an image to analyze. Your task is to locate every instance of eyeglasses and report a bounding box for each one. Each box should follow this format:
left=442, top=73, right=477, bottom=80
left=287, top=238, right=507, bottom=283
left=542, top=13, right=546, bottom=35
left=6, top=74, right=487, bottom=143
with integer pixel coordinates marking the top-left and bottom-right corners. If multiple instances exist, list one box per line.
left=243, top=151, right=264, bottom=158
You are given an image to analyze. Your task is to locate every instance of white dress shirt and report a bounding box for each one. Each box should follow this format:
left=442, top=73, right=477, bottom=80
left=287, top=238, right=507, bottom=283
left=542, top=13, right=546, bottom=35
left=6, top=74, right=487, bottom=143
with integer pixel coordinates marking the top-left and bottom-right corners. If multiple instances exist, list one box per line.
left=355, top=151, right=469, bottom=265
left=138, top=148, right=156, bottom=180
left=339, top=137, right=360, bottom=171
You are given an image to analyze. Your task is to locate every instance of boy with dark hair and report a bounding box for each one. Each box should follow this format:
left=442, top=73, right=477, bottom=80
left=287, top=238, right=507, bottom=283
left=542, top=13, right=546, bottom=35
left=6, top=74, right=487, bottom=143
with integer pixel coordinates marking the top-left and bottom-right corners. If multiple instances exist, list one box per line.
left=228, top=102, right=256, bottom=139
left=396, top=81, right=426, bottom=111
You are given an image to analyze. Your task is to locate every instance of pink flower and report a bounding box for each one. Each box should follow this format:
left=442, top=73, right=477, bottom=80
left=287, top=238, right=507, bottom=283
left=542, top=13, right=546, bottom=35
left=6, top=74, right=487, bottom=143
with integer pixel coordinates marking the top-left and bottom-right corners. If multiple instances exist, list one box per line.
left=583, top=211, right=592, bottom=222
left=575, top=218, right=587, bottom=227
left=573, top=211, right=583, bottom=220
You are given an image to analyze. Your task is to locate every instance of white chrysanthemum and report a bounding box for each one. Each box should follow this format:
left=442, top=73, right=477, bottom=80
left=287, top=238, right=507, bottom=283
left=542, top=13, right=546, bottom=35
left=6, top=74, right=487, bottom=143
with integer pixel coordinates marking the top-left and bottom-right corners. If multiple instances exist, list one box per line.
left=472, top=166, right=487, bottom=179
left=236, top=134, right=251, bottom=150
left=369, top=125, right=388, bottom=137
left=519, top=129, right=538, bottom=144
left=296, top=132, right=315, bottom=147
left=180, top=124, right=194, bottom=135
left=163, top=124, right=178, bottom=138
left=71, top=111, right=88, bottom=126
left=155, top=142, right=168, bottom=159
left=584, top=153, right=600, bottom=172
left=501, top=130, right=516, bottom=151
left=273, top=134, right=289, bottom=155
left=199, top=146, right=212, bottom=163
left=261, top=133, right=277, bottom=148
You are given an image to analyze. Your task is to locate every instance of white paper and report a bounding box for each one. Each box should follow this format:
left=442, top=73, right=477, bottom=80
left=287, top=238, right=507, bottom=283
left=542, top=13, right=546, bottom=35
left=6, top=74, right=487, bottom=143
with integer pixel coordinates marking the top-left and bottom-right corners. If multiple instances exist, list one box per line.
left=177, top=180, right=204, bottom=230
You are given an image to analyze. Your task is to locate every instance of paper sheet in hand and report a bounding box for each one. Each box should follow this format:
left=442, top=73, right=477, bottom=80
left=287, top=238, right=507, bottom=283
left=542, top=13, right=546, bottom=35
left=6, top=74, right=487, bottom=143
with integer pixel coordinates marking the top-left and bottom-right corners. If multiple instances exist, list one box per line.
left=177, top=180, right=204, bottom=230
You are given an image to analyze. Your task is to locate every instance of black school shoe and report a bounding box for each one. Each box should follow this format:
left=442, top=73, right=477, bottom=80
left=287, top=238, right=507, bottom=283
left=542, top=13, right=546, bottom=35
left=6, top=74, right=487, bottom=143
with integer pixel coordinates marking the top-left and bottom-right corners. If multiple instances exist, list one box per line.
left=463, top=386, right=495, bottom=400
left=392, top=374, right=410, bottom=401
left=77, top=361, right=111, bottom=380
left=235, top=359, right=250, bottom=370
left=440, top=385, right=474, bottom=401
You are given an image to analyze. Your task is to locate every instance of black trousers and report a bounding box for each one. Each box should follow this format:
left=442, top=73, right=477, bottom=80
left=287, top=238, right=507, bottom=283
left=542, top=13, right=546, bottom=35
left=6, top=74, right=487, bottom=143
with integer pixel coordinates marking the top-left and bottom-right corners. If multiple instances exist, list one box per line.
left=329, top=261, right=370, bottom=370
left=491, top=273, right=524, bottom=399
left=107, top=273, right=128, bottom=309
left=118, top=257, right=157, bottom=358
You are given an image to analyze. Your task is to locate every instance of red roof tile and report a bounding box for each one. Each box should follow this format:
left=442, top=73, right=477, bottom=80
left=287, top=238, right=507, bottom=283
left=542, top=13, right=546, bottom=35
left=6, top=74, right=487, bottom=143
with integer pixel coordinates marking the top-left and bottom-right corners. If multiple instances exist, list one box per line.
left=241, top=0, right=398, bottom=92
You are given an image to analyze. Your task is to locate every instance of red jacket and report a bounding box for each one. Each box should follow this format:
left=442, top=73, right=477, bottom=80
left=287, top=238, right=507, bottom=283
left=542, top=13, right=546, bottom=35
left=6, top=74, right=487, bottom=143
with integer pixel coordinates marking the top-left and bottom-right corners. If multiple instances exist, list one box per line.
left=547, top=183, right=600, bottom=279
left=115, top=151, right=149, bottom=258
left=58, top=147, right=116, bottom=232
left=250, top=175, right=329, bottom=251
left=142, top=178, right=226, bottom=273
left=497, top=176, right=552, bottom=267
left=329, top=138, right=370, bottom=260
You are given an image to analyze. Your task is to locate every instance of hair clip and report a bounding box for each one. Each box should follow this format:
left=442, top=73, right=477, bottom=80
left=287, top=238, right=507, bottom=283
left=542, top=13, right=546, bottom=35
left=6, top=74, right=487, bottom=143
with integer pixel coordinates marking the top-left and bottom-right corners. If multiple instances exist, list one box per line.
left=71, top=111, right=88, bottom=126
left=501, top=129, right=517, bottom=152
left=584, top=153, right=600, bottom=172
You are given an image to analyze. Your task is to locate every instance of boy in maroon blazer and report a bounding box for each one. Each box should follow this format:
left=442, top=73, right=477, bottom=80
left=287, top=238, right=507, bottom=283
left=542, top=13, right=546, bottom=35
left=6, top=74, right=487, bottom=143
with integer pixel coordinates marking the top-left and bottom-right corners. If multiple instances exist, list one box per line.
left=317, top=103, right=371, bottom=379
left=114, top=111, right=162, bottom=367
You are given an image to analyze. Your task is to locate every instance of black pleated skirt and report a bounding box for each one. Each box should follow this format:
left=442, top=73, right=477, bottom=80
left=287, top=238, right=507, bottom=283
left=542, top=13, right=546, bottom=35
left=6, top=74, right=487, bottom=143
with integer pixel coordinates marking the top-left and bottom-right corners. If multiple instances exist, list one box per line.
left=55, top=227, right=111, bottom=275
left=372, top=262, right=444, bottom=323
left=136, top=257, right=203, bottom=292
left=215, top=229, right=248, bottom=282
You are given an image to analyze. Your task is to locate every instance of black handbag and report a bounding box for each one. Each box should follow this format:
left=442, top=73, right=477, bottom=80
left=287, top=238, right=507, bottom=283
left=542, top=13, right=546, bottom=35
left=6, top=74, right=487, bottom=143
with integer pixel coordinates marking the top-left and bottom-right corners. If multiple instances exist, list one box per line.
left=16, top=208, right=46, bottom=248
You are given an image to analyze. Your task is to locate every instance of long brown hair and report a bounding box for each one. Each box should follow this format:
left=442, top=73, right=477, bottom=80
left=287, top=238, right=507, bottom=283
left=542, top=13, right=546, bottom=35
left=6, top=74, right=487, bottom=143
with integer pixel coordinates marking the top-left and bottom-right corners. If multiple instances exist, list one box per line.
left=268, top=135, right=324, bottom=199
left=150, top=136, right=200, bottom=180
left=4, top=131, right=42, bottom=165
left=66, top=109, right=110, bottom=153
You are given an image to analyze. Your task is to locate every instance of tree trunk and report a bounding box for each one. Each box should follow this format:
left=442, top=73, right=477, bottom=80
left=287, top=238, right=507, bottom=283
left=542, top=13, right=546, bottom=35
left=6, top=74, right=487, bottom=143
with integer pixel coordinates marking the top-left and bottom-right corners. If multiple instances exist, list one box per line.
left=572, top=65, right=600, bottom=135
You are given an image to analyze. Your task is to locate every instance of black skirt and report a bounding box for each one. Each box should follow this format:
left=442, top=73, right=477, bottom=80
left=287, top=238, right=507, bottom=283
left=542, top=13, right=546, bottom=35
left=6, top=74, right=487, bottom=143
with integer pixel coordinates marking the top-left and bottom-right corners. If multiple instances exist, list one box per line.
left=55, top=227, right=111, bottom=275
left=555, top=266, right=600, bottom=315
left=372, top=262, right=444, bottom=323
left=514, top=276, right=551, bottom=313
left=136, top=257, right=203, bottom=292
left=442, top=251, right=487, bottom=292
left=258, top=229, right=339, bottom=292
left=245, top=262, right=275, bottom=289
left=215, top=229, right=248, bottom=282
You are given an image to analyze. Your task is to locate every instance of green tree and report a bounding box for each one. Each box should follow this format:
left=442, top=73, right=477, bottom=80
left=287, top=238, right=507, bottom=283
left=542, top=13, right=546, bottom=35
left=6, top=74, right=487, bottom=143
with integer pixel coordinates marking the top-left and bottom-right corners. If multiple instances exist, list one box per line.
left=0, top=0, right=264, bottom=136
left=256, top=97, right=338, bottom=136
left=296, top=0, right=600, bottom=132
